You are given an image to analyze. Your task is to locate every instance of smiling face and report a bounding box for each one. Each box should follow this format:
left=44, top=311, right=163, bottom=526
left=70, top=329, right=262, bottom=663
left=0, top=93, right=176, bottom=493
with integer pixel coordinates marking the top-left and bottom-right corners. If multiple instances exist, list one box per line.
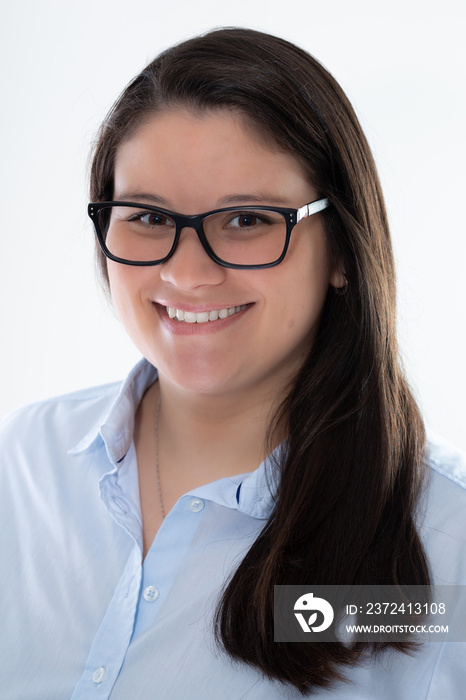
left=108, top=109, right=342, bottom=401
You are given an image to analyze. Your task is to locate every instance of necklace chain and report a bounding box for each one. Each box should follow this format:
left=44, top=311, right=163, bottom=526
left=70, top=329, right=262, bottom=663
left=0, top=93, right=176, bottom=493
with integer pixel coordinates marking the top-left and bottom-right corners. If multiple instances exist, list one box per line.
left=154, top=395, right=165, bottom=519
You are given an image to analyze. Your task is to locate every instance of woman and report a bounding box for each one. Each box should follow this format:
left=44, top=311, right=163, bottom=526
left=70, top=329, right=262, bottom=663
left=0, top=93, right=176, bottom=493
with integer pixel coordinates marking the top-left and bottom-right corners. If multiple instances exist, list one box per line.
left=1, top=27, right=465, bottom=699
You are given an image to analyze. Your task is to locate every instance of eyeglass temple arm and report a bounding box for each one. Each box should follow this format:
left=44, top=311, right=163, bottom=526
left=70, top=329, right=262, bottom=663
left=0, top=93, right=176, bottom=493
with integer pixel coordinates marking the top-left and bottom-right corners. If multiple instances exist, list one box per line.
left=296, top=198, right=329, bottom=223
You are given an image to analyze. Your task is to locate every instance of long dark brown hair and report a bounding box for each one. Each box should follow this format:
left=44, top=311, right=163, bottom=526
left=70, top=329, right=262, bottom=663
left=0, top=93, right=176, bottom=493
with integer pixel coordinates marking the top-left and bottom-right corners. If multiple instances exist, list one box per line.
left=89, top=28, right=430, bottom=693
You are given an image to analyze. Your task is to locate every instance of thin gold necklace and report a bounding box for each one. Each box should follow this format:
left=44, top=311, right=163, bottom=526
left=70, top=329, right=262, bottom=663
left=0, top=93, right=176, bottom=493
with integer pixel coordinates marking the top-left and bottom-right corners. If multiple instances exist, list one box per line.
left=154, top=395, right=165, bottom=519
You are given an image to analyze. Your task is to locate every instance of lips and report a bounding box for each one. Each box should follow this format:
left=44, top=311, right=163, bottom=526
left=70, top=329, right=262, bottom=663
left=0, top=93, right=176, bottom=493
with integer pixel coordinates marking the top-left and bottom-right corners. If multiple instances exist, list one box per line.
left=166, top=304, right=248, bottom=324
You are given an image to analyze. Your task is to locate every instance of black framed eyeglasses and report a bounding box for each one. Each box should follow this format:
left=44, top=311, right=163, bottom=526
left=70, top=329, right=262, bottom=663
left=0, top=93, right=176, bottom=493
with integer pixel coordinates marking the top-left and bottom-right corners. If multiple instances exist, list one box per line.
left=88, top=198, right=329, bottom=270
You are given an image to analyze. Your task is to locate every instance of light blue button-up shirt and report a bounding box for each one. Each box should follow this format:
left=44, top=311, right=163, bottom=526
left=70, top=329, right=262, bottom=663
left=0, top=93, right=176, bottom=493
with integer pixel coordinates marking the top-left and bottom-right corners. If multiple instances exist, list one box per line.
left=1, top=358, right=465, bottom=699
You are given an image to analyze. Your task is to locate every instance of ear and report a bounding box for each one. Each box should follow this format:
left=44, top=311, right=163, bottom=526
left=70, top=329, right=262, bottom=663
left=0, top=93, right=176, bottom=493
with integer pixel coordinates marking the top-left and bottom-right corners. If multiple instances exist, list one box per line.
left=329, top=266, right=347, bottom=291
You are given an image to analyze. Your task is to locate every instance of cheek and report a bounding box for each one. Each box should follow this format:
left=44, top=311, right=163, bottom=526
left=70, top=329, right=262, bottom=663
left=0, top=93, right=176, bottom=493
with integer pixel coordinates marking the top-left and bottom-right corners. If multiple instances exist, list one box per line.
left=279, top=247, right=332, bottom=336
left=108, top=268, right=130, bottom=315
left=107, top=264, right=147, bottom=325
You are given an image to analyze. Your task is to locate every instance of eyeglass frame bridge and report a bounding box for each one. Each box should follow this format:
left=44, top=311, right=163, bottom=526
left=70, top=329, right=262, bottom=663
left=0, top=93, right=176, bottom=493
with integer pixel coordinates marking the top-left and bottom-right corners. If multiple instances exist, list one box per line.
left=88, top=197, right=330, bottom=270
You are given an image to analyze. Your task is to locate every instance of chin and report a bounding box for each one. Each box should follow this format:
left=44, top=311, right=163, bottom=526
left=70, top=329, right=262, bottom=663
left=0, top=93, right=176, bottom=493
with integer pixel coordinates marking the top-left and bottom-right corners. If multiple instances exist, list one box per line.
left=162, top=370, right=240, bottom=396
left=148, top=350, right=234, bottom=394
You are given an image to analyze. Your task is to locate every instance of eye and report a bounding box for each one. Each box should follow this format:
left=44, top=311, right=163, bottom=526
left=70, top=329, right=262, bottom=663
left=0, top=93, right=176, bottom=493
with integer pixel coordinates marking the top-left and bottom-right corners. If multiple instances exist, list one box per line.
left=225, top=212, right=272, bottom=229
left=231, top=213, right=259, bottom=228
left=129, top=210, right=173, bottom=227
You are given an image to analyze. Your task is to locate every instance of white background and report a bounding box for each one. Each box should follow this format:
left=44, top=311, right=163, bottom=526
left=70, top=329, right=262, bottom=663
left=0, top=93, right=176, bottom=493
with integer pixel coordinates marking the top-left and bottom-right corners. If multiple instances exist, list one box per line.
left=0, top=0, right=465, bottom=450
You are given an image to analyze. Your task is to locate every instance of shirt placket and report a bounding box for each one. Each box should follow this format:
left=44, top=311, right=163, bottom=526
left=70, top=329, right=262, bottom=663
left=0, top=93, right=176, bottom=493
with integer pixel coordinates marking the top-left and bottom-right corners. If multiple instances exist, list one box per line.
left=70, top=465, right=143, bottom=699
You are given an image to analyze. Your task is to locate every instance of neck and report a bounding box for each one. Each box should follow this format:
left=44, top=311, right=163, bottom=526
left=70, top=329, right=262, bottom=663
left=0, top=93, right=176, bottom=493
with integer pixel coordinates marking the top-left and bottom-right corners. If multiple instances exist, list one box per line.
left=135, top=372, right=287, bottom=557
left=157, top=376, right=285, bottom=483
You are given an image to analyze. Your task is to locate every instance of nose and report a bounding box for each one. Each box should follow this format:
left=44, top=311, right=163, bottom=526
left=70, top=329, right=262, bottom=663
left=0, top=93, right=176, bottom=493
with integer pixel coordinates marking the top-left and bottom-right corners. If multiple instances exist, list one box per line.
left=159, top=227, right=227, bottom=290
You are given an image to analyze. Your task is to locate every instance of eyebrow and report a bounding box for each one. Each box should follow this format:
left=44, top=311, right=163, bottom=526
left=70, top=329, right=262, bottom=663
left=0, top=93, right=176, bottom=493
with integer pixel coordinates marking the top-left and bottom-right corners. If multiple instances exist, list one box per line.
left=218, top=193, right=291, bottom=206
left=114, top=192, right=174, bottom=207
left=114, top=191, right=292, bottom=209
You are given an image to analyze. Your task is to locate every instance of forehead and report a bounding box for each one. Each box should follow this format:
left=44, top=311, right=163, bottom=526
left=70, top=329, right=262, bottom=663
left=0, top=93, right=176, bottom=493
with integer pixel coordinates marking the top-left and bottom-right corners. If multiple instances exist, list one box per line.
left=113, top=109, right=314, bottom=211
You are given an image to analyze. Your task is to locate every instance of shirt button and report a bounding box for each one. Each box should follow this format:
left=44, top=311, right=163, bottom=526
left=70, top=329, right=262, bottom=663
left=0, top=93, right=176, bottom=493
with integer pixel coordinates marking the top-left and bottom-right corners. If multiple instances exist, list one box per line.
left=92, top=667, right=106, bottom=684
left=143, top=586, right=159, bottom=602
left=188, top=498, right=205, bottom=513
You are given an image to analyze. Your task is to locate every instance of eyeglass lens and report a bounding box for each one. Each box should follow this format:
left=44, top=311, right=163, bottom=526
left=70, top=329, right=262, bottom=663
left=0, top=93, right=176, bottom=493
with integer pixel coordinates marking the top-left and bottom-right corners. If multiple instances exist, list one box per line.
left=96, top=205, right=288, bottom=266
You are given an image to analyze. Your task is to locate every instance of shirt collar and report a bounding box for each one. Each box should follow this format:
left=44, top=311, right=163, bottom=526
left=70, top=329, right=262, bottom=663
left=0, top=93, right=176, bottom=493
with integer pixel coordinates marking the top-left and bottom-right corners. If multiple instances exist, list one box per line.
left=185, top=445, right=281, bottom=521
left=69, top=357, right=278, bottom=520
left=236, top=444, right=283, bottom=519
left=68, top=358, right=157, bottom=463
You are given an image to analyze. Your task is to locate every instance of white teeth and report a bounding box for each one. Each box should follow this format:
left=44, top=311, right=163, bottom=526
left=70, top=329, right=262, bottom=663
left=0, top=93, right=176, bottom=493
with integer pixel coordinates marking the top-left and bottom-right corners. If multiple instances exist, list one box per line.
left=166, top=305, right=247, bottom=324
